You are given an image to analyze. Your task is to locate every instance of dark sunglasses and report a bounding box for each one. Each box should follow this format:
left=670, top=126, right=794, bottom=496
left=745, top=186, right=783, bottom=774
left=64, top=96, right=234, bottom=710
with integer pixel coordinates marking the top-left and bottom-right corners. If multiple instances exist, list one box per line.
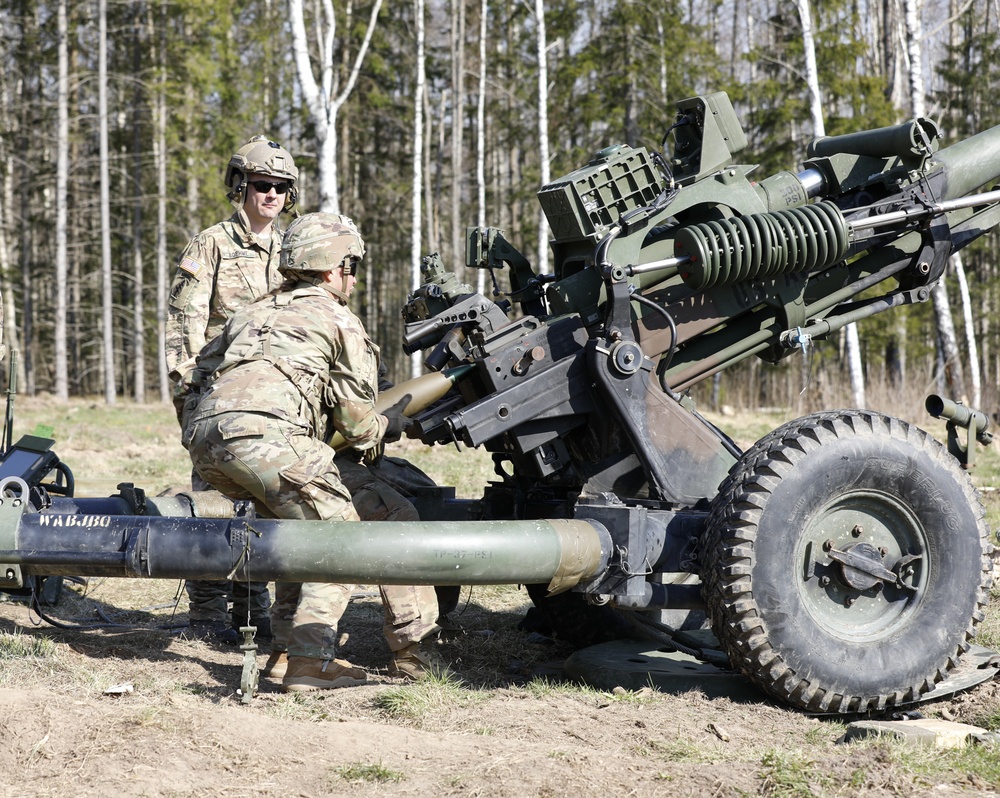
left=249, top=179, right=290, bottom=194
left=342, top=257, right=360, bottom=276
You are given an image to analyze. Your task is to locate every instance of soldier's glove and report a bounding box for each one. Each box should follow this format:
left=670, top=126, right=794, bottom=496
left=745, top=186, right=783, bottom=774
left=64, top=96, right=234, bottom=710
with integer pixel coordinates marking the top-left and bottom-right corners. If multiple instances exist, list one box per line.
left=381, top=396, right=413, bottom=443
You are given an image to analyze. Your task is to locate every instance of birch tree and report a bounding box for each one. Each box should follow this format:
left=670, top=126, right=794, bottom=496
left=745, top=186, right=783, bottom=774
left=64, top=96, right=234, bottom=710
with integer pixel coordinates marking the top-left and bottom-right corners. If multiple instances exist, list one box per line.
left=55, top=0, right=69, bottom=400
left=904, top=0, right=970, bottom=401
left=794, top=0, right=866, bottom=407
left=940, top=0, right=982, bottom=408
left=954, top=257, right=979, bottom=405
left=0, top=45, right=20, bottom=384
left=130, top=3, right=145, bottom=403
left=474, top=0, right=487, bottom=295
left=450, top=0, right=465, bottom=271
left=0, top=193, right=14, bottom=380
left=289, top=0, right=384, bottom=214
left=410, top=0, right=426, bottom=379
left=534, top=0, right=550, bottom=272
left=99, top=0, right=117, bottom=404
left=154, top=0, right=168, bottom=403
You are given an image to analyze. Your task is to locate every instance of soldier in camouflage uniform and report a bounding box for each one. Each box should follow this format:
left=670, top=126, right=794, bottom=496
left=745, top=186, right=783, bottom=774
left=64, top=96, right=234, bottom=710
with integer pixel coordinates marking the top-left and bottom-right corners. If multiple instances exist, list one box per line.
left=185, top=212, right=443, bottom=692
left=165, top=136, right=298, bottom=645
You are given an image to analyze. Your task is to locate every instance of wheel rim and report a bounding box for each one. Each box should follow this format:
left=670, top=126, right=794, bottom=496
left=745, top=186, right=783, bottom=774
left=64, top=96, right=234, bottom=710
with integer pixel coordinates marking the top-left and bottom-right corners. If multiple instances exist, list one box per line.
left=796, top=489, right=928, bottom=642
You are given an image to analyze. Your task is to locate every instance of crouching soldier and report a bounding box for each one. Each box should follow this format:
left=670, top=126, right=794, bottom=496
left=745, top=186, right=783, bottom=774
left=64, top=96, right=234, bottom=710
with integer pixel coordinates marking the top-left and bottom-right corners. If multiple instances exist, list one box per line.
left=184, top=212, right=444, bottom=691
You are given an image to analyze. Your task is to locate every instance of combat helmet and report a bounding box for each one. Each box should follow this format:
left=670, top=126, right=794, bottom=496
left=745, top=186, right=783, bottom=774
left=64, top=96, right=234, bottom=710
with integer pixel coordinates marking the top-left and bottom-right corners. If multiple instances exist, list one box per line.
left=279, top=212, right=366, bottom=276
left=225, top=135, right=299, bottom=212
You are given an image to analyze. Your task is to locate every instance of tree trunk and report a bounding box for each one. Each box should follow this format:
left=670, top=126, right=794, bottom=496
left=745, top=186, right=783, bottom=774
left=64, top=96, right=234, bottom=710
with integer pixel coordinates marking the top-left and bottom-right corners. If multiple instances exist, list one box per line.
left=0, top=168, right=20, bottom=387
left=795, top=0, right=866, bottom=407
left=426, top=84, right=439, bottom=255
left=953, top=251, right=980, bottom=406
left=903, top=0, right=966, bottom=400
left=55, top=0, right=69, bottom=400
left=0, top=56, right=19, bottom=387
left=99, top=0, right=117, bottom=404
left=131, top=1, right=146, bottom=403
left=795, top=0, right=825, bottom=137
left=450, top=0, right=465, bottom=272
left=289, top=0, right=384, bottom=214
left=475, top=0, right=487, bottom=295
left=183, top=82, right=198, bottom=235
left=410, top=0, right=426, bottom=380
left=155, top=0, right=169, bottom=403
left=534, top=0, right=550, bottom=272
left=931, top=274, right=966, bottom=399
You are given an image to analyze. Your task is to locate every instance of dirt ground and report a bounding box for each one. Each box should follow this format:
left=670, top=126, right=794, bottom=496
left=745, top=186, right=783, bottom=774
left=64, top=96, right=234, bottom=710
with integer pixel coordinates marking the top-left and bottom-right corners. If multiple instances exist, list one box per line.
left=2, top=398, right=1000, bottom=796
left=1, top=577, right=1000, bottom=798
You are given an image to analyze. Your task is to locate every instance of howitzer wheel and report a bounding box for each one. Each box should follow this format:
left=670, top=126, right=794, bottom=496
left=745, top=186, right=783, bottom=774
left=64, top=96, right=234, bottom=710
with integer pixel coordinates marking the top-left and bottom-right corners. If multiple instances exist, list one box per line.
left=700, top=410, right=993, bottom=713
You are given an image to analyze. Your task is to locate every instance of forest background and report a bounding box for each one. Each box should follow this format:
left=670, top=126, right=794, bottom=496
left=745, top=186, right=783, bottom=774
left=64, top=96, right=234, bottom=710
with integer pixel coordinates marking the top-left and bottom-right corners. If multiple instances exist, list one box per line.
left=0, top=0, right=998, bottom=421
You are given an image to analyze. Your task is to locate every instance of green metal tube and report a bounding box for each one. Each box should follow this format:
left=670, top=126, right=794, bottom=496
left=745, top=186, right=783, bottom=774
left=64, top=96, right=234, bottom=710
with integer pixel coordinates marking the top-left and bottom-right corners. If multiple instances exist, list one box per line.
left=0, top=499, right=610, bottom=596
left=934, top=123, right=1000, bottom=199
left=808, top=119, right=941, bottom=160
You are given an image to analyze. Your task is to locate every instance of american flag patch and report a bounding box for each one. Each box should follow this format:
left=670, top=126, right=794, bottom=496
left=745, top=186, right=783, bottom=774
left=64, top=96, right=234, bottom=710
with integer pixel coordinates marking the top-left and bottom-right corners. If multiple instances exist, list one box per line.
left=179, top=256, right=203, bottom=276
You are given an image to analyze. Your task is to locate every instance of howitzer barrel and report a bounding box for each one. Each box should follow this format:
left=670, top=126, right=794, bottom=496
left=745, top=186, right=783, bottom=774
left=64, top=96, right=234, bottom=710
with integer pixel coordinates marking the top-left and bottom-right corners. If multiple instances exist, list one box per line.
left=0, top=497, right=610, bottom=595
left=934, top=123, right=1000, bottom=199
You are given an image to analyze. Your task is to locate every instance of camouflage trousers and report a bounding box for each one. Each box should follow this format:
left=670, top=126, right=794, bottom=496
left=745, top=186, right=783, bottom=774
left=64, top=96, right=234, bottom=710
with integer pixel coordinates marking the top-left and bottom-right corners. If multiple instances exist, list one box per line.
left=334, top=457, right=440, bottom=652
left=370, top=455, right=461, bottom=619
left=187, top=411, right=357, bottom=659
left=187, top=411, right=438, bottom=659
left=186, top=470, right=270, bottom=624
left=269, top=458, right=441, bottom=655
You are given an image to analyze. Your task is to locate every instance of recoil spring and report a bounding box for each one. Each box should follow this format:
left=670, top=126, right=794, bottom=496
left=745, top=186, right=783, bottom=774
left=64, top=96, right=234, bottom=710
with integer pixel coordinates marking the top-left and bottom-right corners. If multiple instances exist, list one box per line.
left=675, top=200, right=850, bottom=290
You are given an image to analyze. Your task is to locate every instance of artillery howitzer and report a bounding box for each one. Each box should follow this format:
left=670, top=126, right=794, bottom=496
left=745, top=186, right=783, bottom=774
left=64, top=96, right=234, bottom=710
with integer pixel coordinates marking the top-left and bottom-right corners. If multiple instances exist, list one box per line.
left=3, top=92, right=1000, bottom=713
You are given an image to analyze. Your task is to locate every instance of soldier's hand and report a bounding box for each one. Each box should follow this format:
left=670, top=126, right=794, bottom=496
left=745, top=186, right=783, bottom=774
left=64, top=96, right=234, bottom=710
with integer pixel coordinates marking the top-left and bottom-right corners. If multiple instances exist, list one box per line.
left=381, top=396, right=413, bottom=443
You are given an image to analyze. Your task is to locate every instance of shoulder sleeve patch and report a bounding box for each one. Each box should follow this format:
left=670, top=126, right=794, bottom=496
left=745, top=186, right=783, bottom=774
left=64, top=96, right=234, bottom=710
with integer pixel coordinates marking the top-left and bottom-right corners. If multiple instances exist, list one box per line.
left=179, top=256, right=204, bottom=277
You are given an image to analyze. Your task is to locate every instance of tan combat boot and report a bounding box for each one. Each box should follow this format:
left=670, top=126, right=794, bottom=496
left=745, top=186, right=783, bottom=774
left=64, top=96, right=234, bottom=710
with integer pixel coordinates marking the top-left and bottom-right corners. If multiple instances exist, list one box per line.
left=281, top=656, right=367, bottom=692
left=389, top=642, right=450, bottom=680
left=261, top=650, right=288, bottom=680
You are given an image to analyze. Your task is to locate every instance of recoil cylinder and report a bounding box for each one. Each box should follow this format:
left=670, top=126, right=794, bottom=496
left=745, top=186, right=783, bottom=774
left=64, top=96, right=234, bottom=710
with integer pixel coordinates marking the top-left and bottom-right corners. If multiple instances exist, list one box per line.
left=676, top=201, right=849, bottom=290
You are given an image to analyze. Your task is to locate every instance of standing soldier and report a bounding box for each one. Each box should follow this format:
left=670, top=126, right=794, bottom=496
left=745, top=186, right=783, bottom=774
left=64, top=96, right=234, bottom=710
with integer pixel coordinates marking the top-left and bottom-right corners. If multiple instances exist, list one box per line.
left=184, top=212, right=443, bottom=691
left=165, top=135, right=298, bottom=645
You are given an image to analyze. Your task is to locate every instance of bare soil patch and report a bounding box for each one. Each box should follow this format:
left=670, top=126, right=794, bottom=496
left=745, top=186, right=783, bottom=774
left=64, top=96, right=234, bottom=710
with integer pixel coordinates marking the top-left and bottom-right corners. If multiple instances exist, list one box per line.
left=1, top=577, right=999, bottom=798
left=3, top=398, right=1000, bottom=796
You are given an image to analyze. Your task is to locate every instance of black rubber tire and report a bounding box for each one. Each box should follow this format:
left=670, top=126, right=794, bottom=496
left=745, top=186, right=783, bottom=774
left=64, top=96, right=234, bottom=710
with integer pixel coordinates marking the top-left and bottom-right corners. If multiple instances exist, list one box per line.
left=700, top=410, right=993, bottom=713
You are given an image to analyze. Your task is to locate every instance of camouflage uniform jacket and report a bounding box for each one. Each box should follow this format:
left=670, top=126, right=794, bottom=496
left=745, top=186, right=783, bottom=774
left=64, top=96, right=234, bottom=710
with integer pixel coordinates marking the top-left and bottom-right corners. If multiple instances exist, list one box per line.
left=186, top=282, right=387, bottom=450
left=165, top=210, right=282, bottom=401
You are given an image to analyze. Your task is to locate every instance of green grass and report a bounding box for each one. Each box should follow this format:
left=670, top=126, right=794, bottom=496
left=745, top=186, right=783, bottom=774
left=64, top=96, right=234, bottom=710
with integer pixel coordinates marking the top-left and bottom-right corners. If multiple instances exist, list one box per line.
left=758, top=749, right=832, bottom=797
left=0, top=628, right=58, bottom=659
left=860, top=739, right=1000, bottom=793
left=522, top=676, right=663, bottom=710
left=331, top=761, right=405, bottom=784
left=644, top=736, right=715, bottom=763
left=971, top=707, right=1000, bottom=732
left=266, top=691, right=341, bottom=723
left=9, top=398, right=191, bottom=496
left=369, top=669, right=469, bottom=720
left=930, top=742, right=1000, bottom=786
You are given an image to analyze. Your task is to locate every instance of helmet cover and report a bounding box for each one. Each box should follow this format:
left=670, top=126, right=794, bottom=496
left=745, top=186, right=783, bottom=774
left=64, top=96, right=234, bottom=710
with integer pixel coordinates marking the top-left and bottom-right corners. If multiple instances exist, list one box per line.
left=279, top=212, right=366, bottom=275
left=225, top=135, right=299, bottom=211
